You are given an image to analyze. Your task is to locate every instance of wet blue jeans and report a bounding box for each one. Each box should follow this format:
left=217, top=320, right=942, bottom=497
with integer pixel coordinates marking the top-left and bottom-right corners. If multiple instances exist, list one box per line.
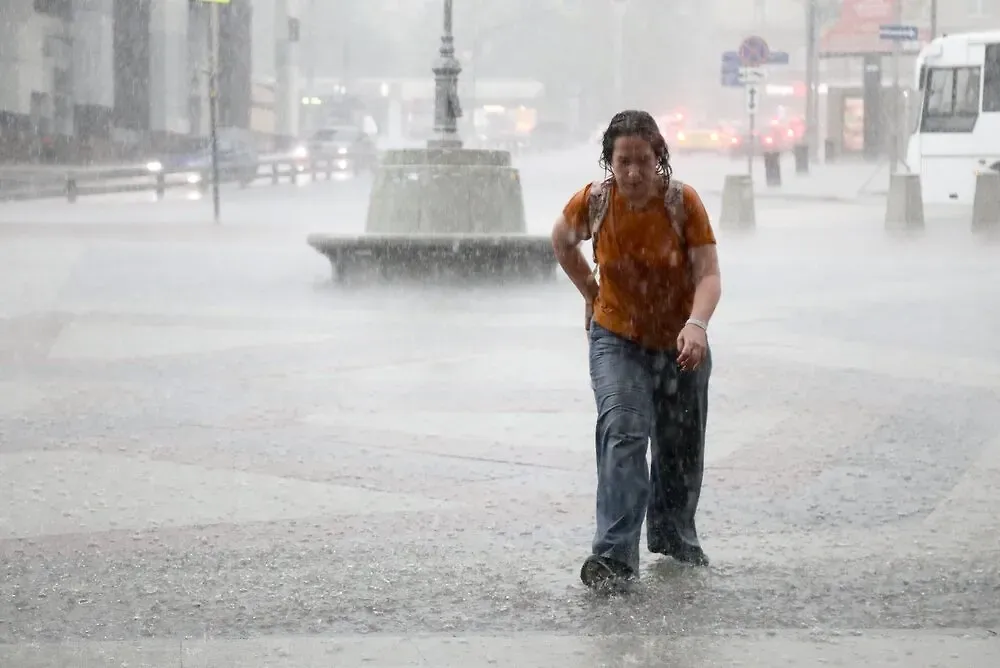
left=588, top=322, right=711, bottom=574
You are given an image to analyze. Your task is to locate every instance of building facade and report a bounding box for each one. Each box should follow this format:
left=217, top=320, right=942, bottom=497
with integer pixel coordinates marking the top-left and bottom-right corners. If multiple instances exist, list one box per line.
left=0, top=0, right=254, bottom=162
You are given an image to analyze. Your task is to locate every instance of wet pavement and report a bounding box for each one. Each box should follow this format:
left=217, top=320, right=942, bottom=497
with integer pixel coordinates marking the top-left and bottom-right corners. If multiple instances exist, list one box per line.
left=1, top=151, right=999, bottom=666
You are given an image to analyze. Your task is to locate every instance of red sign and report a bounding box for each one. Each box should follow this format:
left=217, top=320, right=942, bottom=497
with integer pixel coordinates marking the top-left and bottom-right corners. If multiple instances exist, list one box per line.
left=820, top=0, right=928, bottom=56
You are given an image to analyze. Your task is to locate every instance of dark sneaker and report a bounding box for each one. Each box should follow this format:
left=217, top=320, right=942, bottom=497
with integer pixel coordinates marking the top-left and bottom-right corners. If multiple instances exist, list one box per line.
left=580, top=555, right=635, bottom=593
left=649, top=542, right=710, bottom=567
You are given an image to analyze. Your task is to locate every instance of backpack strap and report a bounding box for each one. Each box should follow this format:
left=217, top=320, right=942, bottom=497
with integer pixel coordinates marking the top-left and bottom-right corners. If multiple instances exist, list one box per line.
left=664, top=178, right=687, bottom=249
left=587, top=179, right=612, bottom=275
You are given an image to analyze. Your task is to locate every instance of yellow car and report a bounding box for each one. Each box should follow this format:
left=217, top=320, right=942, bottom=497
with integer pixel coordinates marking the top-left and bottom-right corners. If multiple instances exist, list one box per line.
left=671, top=126, right=728, bottom=154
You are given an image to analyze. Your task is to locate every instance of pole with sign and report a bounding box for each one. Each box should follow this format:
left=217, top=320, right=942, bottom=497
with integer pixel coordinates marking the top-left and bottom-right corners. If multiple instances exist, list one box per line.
left=201, top=0, right=229, bottom=223
left=738, top=35, right=769, bottom=179
left=879, top=9, right=917, bottom=174
left=745, top=81, right=760, bottom=176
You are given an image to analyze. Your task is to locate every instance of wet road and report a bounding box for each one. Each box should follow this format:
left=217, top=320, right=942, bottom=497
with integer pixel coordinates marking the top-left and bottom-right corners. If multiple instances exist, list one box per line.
left=1, top=149, right=999, bottom=666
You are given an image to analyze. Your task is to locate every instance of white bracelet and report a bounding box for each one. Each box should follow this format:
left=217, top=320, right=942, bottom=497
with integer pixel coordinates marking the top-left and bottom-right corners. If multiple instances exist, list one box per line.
left=686, top=318, right=708, bottom=332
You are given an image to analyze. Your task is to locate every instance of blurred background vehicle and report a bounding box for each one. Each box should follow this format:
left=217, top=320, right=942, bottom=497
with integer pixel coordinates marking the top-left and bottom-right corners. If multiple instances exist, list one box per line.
left=146, top=127, right=259, bottom=186
left=294, top=125, right=378, bottom=175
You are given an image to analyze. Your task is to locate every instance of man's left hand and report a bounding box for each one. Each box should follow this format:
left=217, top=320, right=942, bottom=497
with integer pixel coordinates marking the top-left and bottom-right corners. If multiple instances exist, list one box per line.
left=676, top=323, right=708, bottom=371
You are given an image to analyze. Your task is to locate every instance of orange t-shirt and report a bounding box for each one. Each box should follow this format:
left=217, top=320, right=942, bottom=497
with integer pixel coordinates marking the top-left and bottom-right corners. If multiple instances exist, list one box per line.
left=562, top=180, right=717, bottom=350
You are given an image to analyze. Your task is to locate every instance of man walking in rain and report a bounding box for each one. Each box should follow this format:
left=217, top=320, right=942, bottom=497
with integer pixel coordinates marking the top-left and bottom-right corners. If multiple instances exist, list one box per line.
left=551, top=110, right=722, bottom=591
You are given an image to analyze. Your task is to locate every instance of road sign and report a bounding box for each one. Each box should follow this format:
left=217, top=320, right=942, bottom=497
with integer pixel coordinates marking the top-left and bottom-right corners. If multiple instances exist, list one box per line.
left=746, top=83, right=760, bottom=115
left=721, top=51, right=742, bottom=87
left=879, top=24, right=918, bottom=41
left=740, top=67, right=766, bottom=84
left=722, top=47, right=786, bottom=87
left=739, top=35, right=770, bottom=67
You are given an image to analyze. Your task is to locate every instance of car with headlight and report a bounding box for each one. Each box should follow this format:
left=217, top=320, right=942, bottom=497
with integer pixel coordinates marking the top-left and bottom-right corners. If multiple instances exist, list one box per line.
left=671, top=123, right=729, bottom=154
left=303, top=126, right=378, bottom=174
left=147, top=127, right=260, bottom=186
left=723, top=120, right=795, bottom=158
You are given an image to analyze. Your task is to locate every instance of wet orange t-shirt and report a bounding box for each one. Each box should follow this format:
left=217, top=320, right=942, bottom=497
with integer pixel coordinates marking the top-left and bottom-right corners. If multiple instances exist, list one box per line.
left=562, top=180, right=716, bottom=350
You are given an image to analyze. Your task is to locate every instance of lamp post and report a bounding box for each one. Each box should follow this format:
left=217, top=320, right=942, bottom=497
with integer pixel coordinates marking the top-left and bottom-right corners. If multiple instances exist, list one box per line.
left=430, top=0, right=463, bottom=149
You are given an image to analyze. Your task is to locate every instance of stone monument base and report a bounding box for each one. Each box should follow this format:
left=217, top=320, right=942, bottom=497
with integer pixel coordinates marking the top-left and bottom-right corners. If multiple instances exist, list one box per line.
left=307, top=233, right=556, bottom=282
left=307, top=147, right=557, bottom=282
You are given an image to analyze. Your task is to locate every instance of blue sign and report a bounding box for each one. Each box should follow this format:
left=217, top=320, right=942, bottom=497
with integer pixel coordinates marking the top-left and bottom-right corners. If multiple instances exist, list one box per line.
left=768, top=51, right=790, bottom=65
left=721, top=52, right=741, bottom=87
left=739, top=35, right=770, bottom=66
left=879, top=24, right=919, bottom=41
left=721, top=50, right=789, bottom=87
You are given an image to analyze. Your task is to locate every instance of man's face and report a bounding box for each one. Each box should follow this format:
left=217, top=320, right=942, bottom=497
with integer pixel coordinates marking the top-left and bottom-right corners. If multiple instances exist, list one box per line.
left=611, top=135, right=659, bottom=198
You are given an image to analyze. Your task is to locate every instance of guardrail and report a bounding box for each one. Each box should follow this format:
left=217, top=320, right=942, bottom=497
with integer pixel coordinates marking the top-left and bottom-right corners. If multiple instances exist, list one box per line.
left=0, top=151, right=364, bottom=203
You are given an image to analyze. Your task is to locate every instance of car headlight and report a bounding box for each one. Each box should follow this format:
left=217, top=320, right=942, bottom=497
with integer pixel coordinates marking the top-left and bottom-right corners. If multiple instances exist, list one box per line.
left=292, top=145, right=309, bottom=159
left=146, top=161, right=163, bottom=173
left=187, top=174, right=202, bottom=184
left=338, top=147, right=348, bottom=155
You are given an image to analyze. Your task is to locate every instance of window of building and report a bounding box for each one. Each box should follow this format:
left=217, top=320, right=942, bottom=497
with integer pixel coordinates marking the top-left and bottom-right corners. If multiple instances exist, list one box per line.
left=984, top=44, right=1000, bottom=112
left=921, top=66, right=981, bottom=133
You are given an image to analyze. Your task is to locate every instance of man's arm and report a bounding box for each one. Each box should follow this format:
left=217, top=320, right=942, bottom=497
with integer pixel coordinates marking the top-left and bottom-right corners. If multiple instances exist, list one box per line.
left=551, top=215, right=599, bottom=304
left=688, top=244, right=721, bottom=325
left=681, top=184, right=722, bottom=327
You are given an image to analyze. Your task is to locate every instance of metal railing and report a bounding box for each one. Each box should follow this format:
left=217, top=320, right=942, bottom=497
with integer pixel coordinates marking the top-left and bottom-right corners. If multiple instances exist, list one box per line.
left=0, top=152, right=364, bottom=203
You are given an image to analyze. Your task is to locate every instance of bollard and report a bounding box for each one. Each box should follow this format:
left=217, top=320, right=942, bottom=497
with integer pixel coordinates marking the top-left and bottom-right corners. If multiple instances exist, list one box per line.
left=272, top=163, right=280, bottom=185
left=66, top=175, right=77, bottom=203
left=155, top=173, right=166, bottom=200
left=884, top=173, right=925, bottom=231
left=824, top=139, right=837, bottom=164
left=290, top=164, right=298, bottom=185
left=793, top=144, right=809, bottom=175
left=972, top=171, right=1000, bottom=233
left=719, top=174, right=756, bottom=230
left=763, top=152, right=781, bottom=187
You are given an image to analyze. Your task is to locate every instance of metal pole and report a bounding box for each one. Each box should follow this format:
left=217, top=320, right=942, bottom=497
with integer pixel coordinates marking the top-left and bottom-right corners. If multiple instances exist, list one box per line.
left=930, top=0, right=937, bottom=39
left=805, top=0, right=818, bottom=160
left=748, top=106, right=755, bottom=178
left=208, top=1, right=221, bottom=223
left=890, top=0, right=901, bottom=174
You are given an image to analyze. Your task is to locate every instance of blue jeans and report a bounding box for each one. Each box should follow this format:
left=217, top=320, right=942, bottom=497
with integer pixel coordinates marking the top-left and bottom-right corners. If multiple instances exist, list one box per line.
left=588, top=322, right=711, bottom=574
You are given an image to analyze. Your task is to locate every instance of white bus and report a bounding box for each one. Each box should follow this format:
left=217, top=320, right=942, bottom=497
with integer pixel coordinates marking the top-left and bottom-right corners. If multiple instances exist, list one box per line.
left=907, top=31, right=1000, bottom=204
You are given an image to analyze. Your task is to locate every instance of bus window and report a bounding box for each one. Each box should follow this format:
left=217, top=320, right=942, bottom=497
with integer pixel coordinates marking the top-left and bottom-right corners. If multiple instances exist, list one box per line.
left=984, top=44, right=1000, bottom=112
left=956, top=68, right=981, bottom=114
left=921, top=66, right=980, bottom=132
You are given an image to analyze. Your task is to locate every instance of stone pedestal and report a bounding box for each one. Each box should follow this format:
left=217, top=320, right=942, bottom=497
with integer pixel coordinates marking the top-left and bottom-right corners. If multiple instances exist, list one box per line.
left=972, top=172, right=1000, bottom=234
left=884, top=173, right=925, bottom=232
left=719, top=174, right=756, bottom=230
left=307, top=148, right=554, bottom=282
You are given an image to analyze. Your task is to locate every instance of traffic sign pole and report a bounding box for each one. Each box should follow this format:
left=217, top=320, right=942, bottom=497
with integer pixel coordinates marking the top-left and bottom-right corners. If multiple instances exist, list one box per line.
left=746, top=84, right=758, bottom=178
left=738, top=36, right=769, bottom=180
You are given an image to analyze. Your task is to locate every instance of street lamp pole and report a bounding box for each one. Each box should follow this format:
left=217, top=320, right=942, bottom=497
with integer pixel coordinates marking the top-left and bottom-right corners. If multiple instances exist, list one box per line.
left=430, top=0, right=463, bottom=149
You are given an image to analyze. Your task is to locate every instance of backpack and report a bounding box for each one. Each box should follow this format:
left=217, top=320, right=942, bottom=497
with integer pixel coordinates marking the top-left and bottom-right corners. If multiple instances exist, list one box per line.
left=586, top=176, right=687, bottom=278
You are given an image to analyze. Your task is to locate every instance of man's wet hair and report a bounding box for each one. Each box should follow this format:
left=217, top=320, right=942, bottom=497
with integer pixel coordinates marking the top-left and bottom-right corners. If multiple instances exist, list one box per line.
left=599, top=110, right=673, bottom=184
